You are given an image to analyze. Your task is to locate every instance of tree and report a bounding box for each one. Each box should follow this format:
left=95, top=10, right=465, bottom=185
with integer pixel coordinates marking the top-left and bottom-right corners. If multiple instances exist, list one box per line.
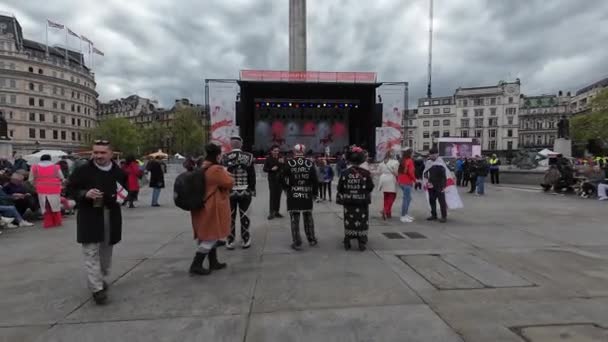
left=571, top=89, right=608, bottom=150
left=141, top=122, right=169, bottom=154
left=171, top=109, right=205, bottom=156
left=88, top=118, right=142, bottom=156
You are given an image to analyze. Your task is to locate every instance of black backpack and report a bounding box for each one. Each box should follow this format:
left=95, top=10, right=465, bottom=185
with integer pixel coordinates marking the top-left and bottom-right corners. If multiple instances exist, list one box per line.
left=173, top=168, right=208, bottom=211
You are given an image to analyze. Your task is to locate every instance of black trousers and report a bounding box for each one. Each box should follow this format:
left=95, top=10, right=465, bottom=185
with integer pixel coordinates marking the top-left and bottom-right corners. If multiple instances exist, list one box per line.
left=290, top=211, right=316, bottom=245
left=229, top=193, right=252, bottom=243
left=428, top=189, right=447, bottom=219
left=268, top=179, right=282, bottom=215
left=469, top=176, right=477, bottom=193
left=490, top=169, right=500, bottom=184
left=462, top=173, right=470, bottom=187
left=322, top=182, right=332, bottom=200
left=455, top=171, right=463, bottom=186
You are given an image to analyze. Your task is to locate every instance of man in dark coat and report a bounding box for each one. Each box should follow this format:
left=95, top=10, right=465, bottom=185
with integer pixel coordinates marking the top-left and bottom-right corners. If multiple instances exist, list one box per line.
left=68, top=140, right=126, bottom=305
left=263, top=145, right=285, bottom=220
left=282, top=143, right=319, bottom=250
left=146, top=156, right=165, bottom=207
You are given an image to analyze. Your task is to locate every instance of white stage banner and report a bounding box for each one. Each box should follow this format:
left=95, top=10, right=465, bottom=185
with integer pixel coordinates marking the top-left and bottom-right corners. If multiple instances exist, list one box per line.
left=208, top=81, right=240, bottom=152
left=375, top=127, right=401, bottom=161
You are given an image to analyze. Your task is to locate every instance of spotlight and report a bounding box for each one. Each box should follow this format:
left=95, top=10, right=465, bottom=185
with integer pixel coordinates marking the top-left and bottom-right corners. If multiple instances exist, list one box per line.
left=323, top=103, right=327, bottom=107
left=354, top=104, right=359, bottom=109
left=317, top=104, right=321, bottom=108
left=277, top=104, right=281, bottom=108
left=295, top=103, right=299, bottom=108
left=266, top=102, right=270, bottom=106
left=289, top=103, right=292, bottom=107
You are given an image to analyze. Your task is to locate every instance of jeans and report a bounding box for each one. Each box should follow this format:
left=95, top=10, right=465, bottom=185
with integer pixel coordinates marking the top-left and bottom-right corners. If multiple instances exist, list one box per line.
left=151, top=187, right=161, bottom=206
left=0, top=205, right=24, bottom=223
left=400, top=184, right=412, bottom=216
left=476, top=176, right=486, bottom=194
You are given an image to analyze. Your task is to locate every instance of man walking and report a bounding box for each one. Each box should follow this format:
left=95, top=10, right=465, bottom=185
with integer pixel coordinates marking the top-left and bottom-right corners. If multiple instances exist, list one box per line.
left=489, top=154, right=500, bottom=184
left=68, top=140, right=126, bottom=305
left=423, top=148, right=448, bottom=223
left=475, top=156, right=489, bottom=195
left=222, top=136, right=256, bottom=250
left=146, top=156, right=165, bottom=207
left=283, top=144, right=319, bottom=250
left=455, top=157, right=464, bottom=187
left=263, top=145, right=284, bottom=219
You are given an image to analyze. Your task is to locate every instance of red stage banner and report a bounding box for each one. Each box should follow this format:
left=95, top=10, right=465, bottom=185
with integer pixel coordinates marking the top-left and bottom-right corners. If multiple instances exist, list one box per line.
left=240, top=70, right=377, bottom=84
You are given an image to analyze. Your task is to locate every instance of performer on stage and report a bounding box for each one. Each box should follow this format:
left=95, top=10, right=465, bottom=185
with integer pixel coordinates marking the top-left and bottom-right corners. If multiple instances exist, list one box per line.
left=337, top=146, right=374, bottom=251
left=282, top=144, right=318, bottom=250
left=222, top=136, right=256, bottom=249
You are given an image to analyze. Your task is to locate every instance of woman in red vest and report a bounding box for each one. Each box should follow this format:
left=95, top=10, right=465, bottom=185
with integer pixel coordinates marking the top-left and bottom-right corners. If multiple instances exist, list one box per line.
left=122, top=156, right=142, bottom=208
left=31, top=154, right=64, bottom=228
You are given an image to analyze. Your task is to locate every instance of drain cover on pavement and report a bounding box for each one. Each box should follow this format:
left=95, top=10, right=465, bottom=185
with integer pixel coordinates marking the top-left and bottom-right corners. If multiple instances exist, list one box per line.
left=403, top=232, right=427, bottom=239
left=382, top=232, right=405, bottom=239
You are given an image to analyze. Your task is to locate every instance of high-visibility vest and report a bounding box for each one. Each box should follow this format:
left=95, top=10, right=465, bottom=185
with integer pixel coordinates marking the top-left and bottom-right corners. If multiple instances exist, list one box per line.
left=32, top=164, right=62, bottom=195
left=489, top=158, right=499, bottom=166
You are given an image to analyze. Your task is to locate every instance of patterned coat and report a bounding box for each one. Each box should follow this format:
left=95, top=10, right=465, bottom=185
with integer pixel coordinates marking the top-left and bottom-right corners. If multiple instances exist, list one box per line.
left=282, top=157, right=318, bottom=211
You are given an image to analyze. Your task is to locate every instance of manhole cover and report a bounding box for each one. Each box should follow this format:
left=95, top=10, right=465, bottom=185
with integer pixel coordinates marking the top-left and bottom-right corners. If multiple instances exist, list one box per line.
left=382, top=232, right=405, bottom=239
left=403, top=232, right=427, bottom=239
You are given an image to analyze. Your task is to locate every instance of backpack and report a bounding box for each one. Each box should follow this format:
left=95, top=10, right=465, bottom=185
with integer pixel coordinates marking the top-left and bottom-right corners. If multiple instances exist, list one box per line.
left=173, top=168, right=208, bottom=211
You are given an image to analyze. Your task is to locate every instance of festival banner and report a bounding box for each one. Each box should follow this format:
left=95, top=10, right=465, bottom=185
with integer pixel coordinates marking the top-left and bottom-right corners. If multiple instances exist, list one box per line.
left=377, top=83, right=406, bottom=136
left=208, top=81, right=240, bottom=152
left=375, top=127, right=401, bottom=161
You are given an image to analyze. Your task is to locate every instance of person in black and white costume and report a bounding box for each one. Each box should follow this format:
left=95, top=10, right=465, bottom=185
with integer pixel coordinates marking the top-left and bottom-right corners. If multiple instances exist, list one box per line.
left=222, top=136, right=256, bottom=249
left=282, top=144, right=319, bottom=250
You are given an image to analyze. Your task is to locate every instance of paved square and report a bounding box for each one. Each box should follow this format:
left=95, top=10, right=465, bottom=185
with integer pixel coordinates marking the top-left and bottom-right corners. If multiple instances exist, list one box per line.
left=1, top=166, right=608, bottom=341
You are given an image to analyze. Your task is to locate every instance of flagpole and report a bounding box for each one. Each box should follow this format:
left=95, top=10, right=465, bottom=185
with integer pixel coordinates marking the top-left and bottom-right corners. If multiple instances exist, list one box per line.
left=45, top=21, right=49, bottom=57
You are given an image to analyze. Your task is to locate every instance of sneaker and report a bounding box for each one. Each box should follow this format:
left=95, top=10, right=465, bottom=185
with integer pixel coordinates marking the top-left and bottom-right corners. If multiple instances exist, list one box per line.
left=599, top=197, right=608, bottom=201
left=242, top=239, right=252, bottom=249
left=291, top=242, right=302, bottom=251
left=92, top=289, right=108, bottom=305
left=7, top=223, right=18, bottom=229
left=400, top=216, right=413, bottom=223
left=1, top=217, right=14, bottom=224
left=19, top=220, right=34, bottom=227
left=226, top=241, right=235, bottom=250
left=405, top=215, right=415, bottom=221
left=426, top=216, right=437, bottom=221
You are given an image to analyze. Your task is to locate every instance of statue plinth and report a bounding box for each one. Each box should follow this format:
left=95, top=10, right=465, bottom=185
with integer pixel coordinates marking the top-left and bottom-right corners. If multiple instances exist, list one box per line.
left=0, top=140, right=13, bottom=159
left=554, top=138, right=572, bottom=158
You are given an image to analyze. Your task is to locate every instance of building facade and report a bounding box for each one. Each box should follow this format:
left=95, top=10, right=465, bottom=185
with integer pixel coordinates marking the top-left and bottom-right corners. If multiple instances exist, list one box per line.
left=518, top=93, right=571, bottom=150
left=415, top=96, right=457, bottom=151
left=570, top=77, right=608, bottom=115
left=0, top=14, right=97, bottom=155
left=98, top=94, right=159, bottom=126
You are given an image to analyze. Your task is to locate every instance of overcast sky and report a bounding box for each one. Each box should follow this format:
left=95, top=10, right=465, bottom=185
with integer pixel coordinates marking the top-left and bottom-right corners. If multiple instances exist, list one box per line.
left=3, top=0, right=608, bottom=107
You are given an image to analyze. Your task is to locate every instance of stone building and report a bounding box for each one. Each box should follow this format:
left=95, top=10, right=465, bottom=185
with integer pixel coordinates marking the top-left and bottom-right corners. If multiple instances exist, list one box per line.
left=0, top=14, right=97, bottom=155
left=518, top=93, right=571, bottom=150
left=415, top=96, right=456, bottom=151
left=570, top=77, right=608, bottom=115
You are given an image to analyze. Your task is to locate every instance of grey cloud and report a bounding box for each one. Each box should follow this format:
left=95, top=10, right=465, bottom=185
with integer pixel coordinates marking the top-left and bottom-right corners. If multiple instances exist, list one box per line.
left=3, top=0, right=608, bottom=107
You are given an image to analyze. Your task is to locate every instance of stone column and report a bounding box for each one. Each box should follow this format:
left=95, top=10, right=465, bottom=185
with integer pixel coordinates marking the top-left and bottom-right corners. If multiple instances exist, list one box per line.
left=289, top=0, right=307, bottom=71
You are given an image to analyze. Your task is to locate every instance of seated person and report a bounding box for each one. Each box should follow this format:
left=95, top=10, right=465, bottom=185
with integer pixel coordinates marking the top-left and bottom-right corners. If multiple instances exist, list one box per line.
left=541, top=165, right=561, bottom=192
left=579, top=166, right=605, bottom=198
left=599, top=182, right=608, bottom=201
left=0, top=187, right=34, bottom=227
left=3, top=173, right=39, bottom=216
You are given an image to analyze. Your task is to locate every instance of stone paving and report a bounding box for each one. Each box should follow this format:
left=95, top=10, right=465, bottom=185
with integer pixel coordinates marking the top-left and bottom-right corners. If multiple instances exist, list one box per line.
left=1, top=166, right=608, bottom=341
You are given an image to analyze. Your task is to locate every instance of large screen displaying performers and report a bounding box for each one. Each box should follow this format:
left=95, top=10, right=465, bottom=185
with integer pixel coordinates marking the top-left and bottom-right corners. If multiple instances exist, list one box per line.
left=253, top=101, right=353, bottom=154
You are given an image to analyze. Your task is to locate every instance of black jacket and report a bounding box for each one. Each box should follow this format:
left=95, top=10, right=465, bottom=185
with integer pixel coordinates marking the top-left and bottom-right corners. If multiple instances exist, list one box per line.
left=337, top=166, right=374, bottom=205
left=146, top=160, right=165, bottom=188
left=222, top=149, right=256, bottom=194
left=68, top=161, right=127, bottom=245
left=426, top=165, right=447, bottom=191
left=476, top=160, right=489, bottom=177
left=263, top=156, right=284, bottom=183
left=282, top=157, right=318, bottom=211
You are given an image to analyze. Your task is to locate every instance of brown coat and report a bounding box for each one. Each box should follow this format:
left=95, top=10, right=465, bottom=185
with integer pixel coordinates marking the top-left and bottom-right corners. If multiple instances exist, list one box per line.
left=190, top=163, right=234, bottom=241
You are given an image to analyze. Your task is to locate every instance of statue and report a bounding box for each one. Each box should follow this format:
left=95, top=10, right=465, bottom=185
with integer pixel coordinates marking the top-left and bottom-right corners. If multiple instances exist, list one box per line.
left=0, top=114, right=9, bottom=140
left=557, top=116, right=570, bottom=139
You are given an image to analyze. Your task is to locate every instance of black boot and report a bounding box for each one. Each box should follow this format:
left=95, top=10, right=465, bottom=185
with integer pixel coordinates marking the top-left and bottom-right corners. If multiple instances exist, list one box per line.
left=189, top=252, right=210, bottom=276
left=209, top=248, right=227, bottom=270
left=92, top=289, right=108, bottom=305
left=344, top=238, right=352, bottom=250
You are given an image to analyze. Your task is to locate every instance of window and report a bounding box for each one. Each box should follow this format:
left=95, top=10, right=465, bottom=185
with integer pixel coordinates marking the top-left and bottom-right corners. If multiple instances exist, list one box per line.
left=39, top=129, right=46, bottom=139
left=38, top=84, right=43, bottom=92
left=29, top=128, right=36, bottom=138
left=489, top=129, right=497, bottom=138
left=548, top=121, right=555, bottom=129
left=71, top=118, right=76, bottom=125
left=0, top=78, right=5, bottom=88
left=423, top=131, right=430, bottom=138
left=475, top=129, right=483, bottom=138
left=506, top=107, right=517, bottom=115
left=8, top=111, right=12, bottom=119
left=61, top=131, right=66, bottom=140
left=53, top=101, right=58, bottom=109
left=433, top=120, right=440, bottom=126
left=71, top=132, right=76, bottom=141
left=475, top=118, right=484, bottom=127
left=9, top=95, right=15, bottom=104
left=70, top=76, right=74, bottom=82
left=508, top=97, right=514, bottom=104
left=474, top=109, right=484, bottom=117
left=508, top=117, right=514, bottom=125
left=77, top=92, right=80, bottom=99
left=490, top=98, right=497, bottom=105
left=38, top=68, right=43, bottom=75
left=423, top=120, right=430, bottom=127
left=423, top=109, right=430, bottom=114
left=490, top=108, right=497, bottom=116
left=29, top=112, right=36, bottom=121
left=432, top=100, right=440, bottom=105
left=443, top=119, right=450, bottom=126
left=9, top=79, right=15, bottom=88
left=461, top=130, right=469, bottom=137
left=9, top=130, right=13, bottom=137
left=408, top=120, right=413, bottom=126
left=39, top=113, right=45, bottom=122
left=53, top=87, right=57, bottom=95
left=60, top=72, right=64, bottom=79
left=39, top=99, right=44, bottom=107
left=443, top=107, right=450, bottom=113
left=77, top=105, right=81, bottom=113
left=432, top=131, right=440, bottom=138
left=53, top=115, right=58, bottom=123
left=28, top=67, right=34, bottom=72
left=78, top=132, right=82, bottom=141
left=489, top=118, right=498, bottom=127
left=474, top=98, right=484, bottom=106
left=61, top=88, right=65, bottom=96
left=423, top=101, right=430, bottom=106
left=442, top=99, right=450, bottom=105
left=53, top=130, right=58, bottom=140
left=507, top=129, right=513, bottom=137
left=463, top=100, right=468, bottom=107
left=61, top=116, right=66, bottom=124
left=423, top=143, right=430, bottom=151
left=29, top=97, right=35, bottom=106
left=52, top=71, right=57, bottom=78
left=61, top=103, right=65, bottom=110
left=462, top=109, right=468, bottom=117
left=0, top=95, right=5, bottom=104
left=507, top=141, right=513, bottom=150
left=461, top=119, right=470, bottom=127
left=433, top=108, right=440, bottom=114
left=489, top=140, right=497, bottom=150
left=443, top=130, right=450, bottom=137
left=71, top=104, right=75, bottom=112
left=71, top=91, right=75, bottom=99
left=29, top=82, right=34, bottom=90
